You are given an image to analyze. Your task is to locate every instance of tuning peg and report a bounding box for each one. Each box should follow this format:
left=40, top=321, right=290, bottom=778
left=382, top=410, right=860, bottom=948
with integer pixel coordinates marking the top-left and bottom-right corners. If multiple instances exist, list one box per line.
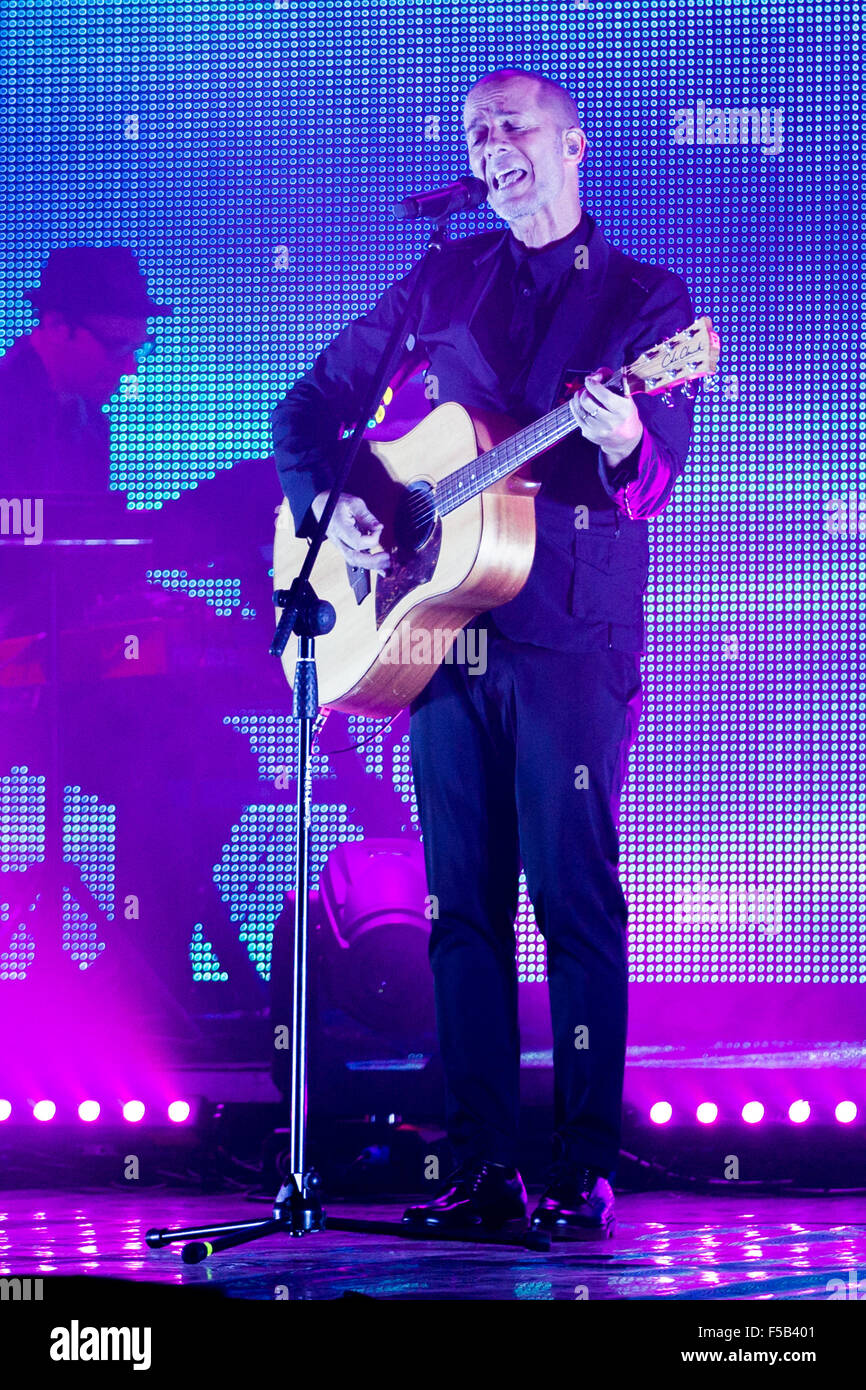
left=661, top=392, right=675, bottom=408
left=680, top=381, right=696, bottom=399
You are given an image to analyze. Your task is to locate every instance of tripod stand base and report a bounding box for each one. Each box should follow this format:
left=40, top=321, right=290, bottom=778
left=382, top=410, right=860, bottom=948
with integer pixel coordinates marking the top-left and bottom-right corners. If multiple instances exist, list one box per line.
left=145, top=1170, right=325, bottom=1263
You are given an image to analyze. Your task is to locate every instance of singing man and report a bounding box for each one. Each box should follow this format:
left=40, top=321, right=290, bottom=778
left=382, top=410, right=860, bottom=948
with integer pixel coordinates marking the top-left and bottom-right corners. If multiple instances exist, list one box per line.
left=272, top=68, right=696, bottom=1239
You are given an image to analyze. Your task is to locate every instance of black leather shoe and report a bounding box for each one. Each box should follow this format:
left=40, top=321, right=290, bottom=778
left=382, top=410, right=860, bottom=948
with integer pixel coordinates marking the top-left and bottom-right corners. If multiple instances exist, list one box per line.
left=530, top=1164, right=616, bottom=1240
left=402, top=1159, right=529, bottom=1234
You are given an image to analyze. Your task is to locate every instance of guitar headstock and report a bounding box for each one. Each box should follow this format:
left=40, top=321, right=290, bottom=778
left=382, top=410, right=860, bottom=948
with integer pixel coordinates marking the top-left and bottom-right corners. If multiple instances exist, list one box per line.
left=623, top=315, right=720, bottom=397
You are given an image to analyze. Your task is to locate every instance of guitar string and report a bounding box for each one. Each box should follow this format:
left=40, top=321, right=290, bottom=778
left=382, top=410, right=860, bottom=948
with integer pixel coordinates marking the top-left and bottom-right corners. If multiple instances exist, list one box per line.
left=399, top=363, right=702, bottom=525
left=406, top=402, right=577, bottom=523
left=435, top=359, right=694, bottom=511
left=391, top=344, right=706, bottom=532
left=399, top=368, right=630, bottom=527
left=400, top=405, right=571, bottom=519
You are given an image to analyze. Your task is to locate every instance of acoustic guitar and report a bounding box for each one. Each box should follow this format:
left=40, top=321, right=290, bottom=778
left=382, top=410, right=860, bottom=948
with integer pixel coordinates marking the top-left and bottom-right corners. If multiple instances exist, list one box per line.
left=273, top=315, right=719, bottom=715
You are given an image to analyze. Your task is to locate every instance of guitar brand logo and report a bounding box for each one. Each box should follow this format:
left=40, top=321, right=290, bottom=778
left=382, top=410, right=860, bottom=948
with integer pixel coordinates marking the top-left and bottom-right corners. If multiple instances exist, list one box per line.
left=659, top=342, right=704, bottom=372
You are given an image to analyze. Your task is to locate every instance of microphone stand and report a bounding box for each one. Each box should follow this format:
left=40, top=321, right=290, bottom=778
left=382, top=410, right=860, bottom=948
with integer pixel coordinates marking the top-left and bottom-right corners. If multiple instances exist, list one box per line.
left=145, top=212, right=459, bottom=1263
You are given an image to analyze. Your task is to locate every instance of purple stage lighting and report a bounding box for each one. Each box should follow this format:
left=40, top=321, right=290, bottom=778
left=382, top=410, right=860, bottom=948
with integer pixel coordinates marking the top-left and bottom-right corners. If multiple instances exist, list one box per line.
left=33, top=1100, right=56, bottom=1122
left=650, top=1101, right=672, bottom=1124
left=122, top=1101, right=146, bottom=1123
left=696, top=1102, right=719, bottom=1124
left=835, top=1101, right=858, bottom=1124
left=742, top=1102, right=765, bottom=1124
left=788, top=1100, right=811, bottom=1124
left=78, top=1101, right=100, bottom=1122
left=167, top=1101, right=191, bottom=1123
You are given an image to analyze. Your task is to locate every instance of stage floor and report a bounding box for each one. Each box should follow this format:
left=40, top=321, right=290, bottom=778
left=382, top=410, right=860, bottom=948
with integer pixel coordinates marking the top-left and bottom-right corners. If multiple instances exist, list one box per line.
left=2, top=1188, right=865, bottom=1300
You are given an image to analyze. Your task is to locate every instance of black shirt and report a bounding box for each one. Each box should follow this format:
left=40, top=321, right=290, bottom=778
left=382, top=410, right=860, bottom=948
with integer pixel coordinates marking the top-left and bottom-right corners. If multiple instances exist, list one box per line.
left=476, top=212, right=590, bottom=414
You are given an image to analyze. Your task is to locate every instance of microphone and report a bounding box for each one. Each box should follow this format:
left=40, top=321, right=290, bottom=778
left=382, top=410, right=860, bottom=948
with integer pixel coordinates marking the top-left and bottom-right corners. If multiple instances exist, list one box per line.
left=391, top=175, right=488, bottom=222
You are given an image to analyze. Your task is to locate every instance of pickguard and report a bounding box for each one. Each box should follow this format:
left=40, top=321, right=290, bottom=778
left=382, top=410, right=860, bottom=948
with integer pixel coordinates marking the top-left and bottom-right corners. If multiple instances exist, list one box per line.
left=374, top=518, right=443, bottom=627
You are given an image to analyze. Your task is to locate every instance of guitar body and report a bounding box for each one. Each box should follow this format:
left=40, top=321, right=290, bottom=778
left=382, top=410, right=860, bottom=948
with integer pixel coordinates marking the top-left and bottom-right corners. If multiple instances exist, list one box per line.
left=273, top=401, right=541, bottom=714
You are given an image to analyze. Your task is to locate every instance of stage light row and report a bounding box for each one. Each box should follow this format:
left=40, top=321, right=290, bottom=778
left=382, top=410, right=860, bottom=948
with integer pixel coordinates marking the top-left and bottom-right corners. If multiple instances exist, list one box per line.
left=648, top=1100, right=858, bottom=1125
left=0, top=1100, right=192, bottom=1124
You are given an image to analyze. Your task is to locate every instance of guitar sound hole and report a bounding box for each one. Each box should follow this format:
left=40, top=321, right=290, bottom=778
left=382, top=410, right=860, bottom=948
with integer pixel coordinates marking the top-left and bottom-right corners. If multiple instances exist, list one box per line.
left=395, top=480, right=437, bottom=554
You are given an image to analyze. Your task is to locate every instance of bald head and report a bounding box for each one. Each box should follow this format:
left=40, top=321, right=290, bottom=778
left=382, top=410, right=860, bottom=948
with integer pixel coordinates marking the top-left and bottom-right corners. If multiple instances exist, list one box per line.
left=466, top=68, right=581, bottom=134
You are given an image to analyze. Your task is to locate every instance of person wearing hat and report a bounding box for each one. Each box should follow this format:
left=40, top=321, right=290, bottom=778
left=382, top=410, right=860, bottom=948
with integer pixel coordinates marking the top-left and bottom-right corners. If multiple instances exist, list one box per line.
left=0, top=246, right=171, bottom=495
left=0, top=250, right=262, bottom=1020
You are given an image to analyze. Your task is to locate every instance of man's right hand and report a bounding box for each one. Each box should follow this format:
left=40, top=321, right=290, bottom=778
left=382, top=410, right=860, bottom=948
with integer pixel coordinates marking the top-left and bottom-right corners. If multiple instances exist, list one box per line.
left=311, top=491, right=391, bottom=571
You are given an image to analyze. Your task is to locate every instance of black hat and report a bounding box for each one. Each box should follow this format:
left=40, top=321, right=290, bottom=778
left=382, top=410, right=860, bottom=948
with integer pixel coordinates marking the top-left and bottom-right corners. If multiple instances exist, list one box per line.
left=24, top=246, right=173, bottom=318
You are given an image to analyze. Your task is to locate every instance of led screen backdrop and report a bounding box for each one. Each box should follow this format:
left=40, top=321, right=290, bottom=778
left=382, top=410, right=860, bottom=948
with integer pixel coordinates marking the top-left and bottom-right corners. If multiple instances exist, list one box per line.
left=0, top=0, right=862, bottom=1004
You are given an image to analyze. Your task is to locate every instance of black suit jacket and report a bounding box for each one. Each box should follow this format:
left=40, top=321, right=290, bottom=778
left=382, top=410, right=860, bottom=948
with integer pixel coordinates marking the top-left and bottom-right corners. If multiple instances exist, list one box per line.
left=271, top=213, right=696, bottom=652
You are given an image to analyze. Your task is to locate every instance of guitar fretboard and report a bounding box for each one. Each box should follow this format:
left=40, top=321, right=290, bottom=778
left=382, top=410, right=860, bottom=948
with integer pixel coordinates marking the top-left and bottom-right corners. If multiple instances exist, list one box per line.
left=420, top=311, right=717, bottom=516
left=434, top=400, right=578, bottom=516
left=434, top=360, right=627, bottom=516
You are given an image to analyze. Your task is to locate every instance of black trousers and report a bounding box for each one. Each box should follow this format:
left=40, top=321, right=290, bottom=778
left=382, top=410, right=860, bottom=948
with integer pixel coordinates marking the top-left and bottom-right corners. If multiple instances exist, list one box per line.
left=408, top=619, right=643, bottom=1177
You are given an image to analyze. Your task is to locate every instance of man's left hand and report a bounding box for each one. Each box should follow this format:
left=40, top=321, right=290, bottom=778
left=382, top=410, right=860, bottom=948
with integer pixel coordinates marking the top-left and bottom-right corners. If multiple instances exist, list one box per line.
left=570, top=368, right=644, bottom=467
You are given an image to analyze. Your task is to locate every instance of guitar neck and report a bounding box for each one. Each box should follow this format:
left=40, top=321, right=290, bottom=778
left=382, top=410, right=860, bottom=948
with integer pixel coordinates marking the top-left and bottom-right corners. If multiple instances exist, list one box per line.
left=428, top=314, right=720, bottom=516
left=434, top=367, right=627, bottom=518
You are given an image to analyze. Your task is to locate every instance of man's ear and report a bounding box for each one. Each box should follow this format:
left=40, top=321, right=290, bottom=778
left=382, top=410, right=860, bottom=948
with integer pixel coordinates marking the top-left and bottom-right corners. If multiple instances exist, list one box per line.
left=563, top=126, right=587, bottom=163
